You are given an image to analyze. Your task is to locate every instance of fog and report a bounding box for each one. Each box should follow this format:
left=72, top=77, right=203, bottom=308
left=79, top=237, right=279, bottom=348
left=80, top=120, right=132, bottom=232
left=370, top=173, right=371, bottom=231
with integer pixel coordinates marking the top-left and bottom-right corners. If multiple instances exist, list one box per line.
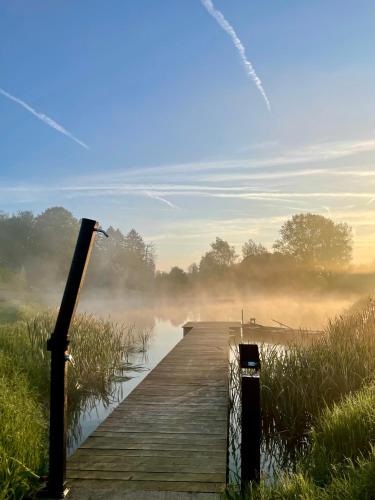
left=77, top=291, right=358, bottom=331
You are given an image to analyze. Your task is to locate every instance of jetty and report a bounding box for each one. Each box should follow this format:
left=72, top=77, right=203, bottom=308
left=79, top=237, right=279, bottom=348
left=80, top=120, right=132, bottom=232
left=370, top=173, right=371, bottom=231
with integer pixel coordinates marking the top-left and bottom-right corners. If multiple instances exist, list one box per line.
left=66, top=321, right=239, bottom=499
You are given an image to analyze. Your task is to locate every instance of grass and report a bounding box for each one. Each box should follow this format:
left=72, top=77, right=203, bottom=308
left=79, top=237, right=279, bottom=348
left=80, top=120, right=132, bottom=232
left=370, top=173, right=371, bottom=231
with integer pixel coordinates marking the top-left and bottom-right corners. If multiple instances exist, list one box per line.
left=0, top=352, right=46, bottom=500
left=227, top=296, right=375, bottom=499
left=306, top=383, right=375, bottom=485
left=260, top=297, right=375, bottom=445
left=0, top=299, right=36, bottom=324
left=226, top=383, right=375, bottom=499
left=0, top=310, right=151, bottom=499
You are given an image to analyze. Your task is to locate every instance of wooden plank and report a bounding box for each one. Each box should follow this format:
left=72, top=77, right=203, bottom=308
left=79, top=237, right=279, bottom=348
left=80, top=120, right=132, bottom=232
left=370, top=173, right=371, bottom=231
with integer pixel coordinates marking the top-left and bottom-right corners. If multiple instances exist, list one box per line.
left=67, top=470, right=225, bottom=483
left=67, top=321, right=235, bottom=497
left=67, top=457, right=225, bottom=474
left=67, top=479, right=225, bottom=493
left=70, top=448, right=224, bottom=458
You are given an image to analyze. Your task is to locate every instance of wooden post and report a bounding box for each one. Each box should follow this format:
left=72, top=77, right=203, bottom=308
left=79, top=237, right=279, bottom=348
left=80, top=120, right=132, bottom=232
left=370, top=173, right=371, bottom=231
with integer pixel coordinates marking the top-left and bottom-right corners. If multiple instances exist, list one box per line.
left=239, top=344, right=261, bottom=492
left=39, top=218, right=98, bottom=498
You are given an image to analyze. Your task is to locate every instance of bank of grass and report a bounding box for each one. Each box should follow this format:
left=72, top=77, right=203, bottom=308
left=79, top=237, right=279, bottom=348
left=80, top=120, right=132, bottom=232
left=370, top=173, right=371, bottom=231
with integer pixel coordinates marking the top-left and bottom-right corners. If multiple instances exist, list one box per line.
left=227, top=297, right=375, bottom=499
left=241, top=384, right=375, bottom=499
left=261, top=297, right=375, bottom=443
left=0, top=352, right=46, bottom=500
left=226, top=383, right=375, bottom=499
left=0, top=299, right=36, bottom=324
left=0, top=311, right=151, bottom=499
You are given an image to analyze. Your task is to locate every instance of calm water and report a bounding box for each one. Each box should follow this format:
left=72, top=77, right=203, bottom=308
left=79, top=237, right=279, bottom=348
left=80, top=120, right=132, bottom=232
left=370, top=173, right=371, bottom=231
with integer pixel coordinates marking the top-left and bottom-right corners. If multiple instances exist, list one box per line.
left=69, top=294, right=355, bottom=460
left=68, top=318, right=183, bottom=455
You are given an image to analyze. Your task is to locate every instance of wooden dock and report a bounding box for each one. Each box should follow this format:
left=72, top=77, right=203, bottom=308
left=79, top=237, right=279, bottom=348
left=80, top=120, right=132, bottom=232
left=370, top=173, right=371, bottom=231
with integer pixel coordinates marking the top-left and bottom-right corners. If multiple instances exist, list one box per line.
left=67, top=322, right=238, bottom=499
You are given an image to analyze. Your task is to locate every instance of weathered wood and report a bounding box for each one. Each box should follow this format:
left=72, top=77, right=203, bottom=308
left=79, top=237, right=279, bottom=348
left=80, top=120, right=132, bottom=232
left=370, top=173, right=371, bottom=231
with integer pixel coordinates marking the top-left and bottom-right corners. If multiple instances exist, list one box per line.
left=67, top=322, right=237, bottom=498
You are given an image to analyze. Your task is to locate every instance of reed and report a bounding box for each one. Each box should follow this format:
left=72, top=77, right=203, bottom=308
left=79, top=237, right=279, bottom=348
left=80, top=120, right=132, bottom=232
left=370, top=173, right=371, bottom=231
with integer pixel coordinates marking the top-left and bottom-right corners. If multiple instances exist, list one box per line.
left=227, top=297, right=375, bottom=498
left=306, top=383, right=375, bottom=485
left=260, top=297, right=375, bottom=445
left=227, top=384, right=375, bottom=499
left=0, top=310, right=149, bottom=498
left=0, top=352, right=46, bottom=500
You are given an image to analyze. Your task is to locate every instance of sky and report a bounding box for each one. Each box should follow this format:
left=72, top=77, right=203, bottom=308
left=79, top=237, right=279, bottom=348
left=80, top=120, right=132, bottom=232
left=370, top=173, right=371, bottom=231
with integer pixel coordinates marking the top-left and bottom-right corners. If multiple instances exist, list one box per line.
left=1, top=0, right=375, bottom=270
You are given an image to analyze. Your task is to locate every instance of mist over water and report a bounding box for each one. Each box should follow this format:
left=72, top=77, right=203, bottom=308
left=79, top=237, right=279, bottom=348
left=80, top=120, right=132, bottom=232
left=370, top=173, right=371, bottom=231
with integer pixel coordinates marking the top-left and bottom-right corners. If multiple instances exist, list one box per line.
left=78, top=292, right=357, bottom=330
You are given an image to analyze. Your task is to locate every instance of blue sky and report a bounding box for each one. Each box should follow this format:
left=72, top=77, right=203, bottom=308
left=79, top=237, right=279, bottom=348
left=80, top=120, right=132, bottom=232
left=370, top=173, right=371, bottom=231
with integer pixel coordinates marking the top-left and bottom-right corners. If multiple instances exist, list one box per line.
left=1, top=0, right=375, bottom=269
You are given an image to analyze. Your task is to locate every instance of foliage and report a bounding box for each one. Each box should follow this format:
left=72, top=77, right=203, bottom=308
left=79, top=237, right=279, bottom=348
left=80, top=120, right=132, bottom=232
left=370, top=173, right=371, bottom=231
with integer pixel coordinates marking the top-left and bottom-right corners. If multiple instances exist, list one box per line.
left=0, top=207, right=155, bottom=292
left=260, top=297, right=375, bottom=447
left=2, top=207, right=372, bottom=297
left=0, top=311, right=150, bottom=498
left=242, top=239, right=268, bottom=259
left=235, top=386, right=375, bottom=499
left=200, top=237, right=238, bottom=275
left=0, top=352, right=46, bottom=499
left=273, top=213, right=352, bottom=271
left=306, top=384, right=375, bottom=484
left=227, top=299, right=375, bottom=499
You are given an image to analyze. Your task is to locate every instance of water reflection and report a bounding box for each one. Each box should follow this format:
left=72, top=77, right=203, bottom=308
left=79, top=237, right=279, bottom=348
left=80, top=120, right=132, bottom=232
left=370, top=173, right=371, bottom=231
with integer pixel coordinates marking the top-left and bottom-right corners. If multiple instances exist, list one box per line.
left=68, top=319, right=183, bottom=455
left=71, top=294, right=354, bottom=476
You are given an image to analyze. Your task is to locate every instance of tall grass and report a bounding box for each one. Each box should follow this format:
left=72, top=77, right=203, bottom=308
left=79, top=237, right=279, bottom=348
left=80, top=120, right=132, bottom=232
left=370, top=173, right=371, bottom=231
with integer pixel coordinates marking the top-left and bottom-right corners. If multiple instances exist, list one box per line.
left=226, top=383, right=375, bottom=499
left=0, top=353, right=46, bottom=500
left=306, top=383, right=375, bottom=485
left=227, top=297, right=375, bottom=498
left=0, top=310, right=151, bottom=498
left=261, top=297, right=375, bottom=445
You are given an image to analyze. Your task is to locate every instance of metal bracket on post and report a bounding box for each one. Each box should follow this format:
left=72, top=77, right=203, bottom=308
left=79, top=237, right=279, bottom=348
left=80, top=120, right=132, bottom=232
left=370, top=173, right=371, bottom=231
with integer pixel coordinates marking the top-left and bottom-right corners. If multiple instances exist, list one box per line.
left=239, top=344, right=261, bottom=494
left=37, top=218, right=99, bottom=499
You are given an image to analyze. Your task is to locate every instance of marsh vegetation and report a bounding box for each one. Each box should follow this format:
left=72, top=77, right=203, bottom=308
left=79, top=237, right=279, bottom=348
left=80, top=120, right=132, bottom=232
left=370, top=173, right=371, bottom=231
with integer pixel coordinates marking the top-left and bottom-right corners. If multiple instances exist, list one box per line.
left=0, top=311, right=151, bottom=499
left=2, top=206, right=375, bottom=498
left=227, top=297, right=375, bottom=499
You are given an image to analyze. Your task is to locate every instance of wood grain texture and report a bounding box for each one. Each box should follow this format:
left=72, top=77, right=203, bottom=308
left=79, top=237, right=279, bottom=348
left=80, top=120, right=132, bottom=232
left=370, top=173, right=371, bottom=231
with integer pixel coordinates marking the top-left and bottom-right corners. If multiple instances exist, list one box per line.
left=67, top=322, right=237, bottom=498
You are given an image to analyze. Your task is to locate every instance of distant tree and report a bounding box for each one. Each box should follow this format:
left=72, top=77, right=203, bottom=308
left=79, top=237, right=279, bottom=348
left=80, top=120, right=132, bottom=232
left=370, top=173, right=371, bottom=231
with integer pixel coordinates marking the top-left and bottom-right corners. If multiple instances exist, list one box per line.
left=188, top=263, right=199, bottom=275
left=169, top=266, right=188, bottom=287
left=242, top=239, right=268, bottom=259
left=124, top=229, right=155, bottom=289
left=0, top=211, right=34, bottom=270
left=273, top=213, right=352, bottom=270
left=29, top=207, right=79, bottom=283
left=210, top=238, right=237, bottom=266
left=199, top=237, right=237, bottom=278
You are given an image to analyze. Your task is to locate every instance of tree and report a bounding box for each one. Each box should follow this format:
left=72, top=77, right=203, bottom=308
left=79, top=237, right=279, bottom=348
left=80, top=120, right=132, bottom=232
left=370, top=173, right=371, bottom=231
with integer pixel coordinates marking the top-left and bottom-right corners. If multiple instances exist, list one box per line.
left=29, top=207, right=79, bottom=283
left=202, top=237, right=237, bottom=267
left=242, top=239, right=268, bottom=259
left=199, top=237, right=237, bottom=278
left=273, top=213, right=352, bottom=270
left=0, top=211, right=34, bottom=270
left=188, top=263, right=199, bottom=275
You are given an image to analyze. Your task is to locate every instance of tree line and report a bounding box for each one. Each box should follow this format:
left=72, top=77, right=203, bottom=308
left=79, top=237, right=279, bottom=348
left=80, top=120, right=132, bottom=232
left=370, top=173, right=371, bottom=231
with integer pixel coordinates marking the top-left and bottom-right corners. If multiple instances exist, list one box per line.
left=157, top=213, right=355, bottom=296
left=0, top=207, right=155, bottom=292
left=1, top=207, right=368, bottom=296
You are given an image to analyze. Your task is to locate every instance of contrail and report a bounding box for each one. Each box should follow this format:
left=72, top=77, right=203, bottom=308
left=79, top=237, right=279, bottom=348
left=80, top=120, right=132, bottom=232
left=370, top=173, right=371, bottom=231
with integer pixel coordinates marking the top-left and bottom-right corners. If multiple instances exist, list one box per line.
left=0, top=87, right=89, bottom=149
left=201, top=0, right=271, bottom=111
left=144, top=191, right=178, bottom=209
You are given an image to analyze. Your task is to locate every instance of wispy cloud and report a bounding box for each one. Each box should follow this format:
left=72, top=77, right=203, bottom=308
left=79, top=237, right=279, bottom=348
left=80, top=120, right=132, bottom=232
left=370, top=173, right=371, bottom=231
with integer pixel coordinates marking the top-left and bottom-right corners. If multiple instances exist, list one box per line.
left=201, top=0, right=271, bottom=111
left=79, top=137, right=375, bottom=181
left=0, top=87, right=89, bottom=150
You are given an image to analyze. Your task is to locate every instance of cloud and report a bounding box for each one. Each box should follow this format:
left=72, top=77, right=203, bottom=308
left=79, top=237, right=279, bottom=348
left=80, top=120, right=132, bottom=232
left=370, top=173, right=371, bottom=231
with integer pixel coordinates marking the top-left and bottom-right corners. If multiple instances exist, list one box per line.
left=0, top=87, right=89, bottom=150
left=201, top=0, right=271, bottom=111
left=76, top=137, right=375, bottom=181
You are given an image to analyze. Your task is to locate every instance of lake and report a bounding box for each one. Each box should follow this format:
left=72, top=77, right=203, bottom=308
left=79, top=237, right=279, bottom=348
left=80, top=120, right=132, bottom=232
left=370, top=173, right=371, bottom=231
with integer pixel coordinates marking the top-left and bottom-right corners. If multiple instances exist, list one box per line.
left=70, top=293, right=356, bottom=473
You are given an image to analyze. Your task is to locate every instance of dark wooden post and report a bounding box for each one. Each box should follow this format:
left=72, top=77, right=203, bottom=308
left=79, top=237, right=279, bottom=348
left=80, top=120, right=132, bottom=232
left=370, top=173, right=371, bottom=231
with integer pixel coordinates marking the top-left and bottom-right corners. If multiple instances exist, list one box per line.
left=40, top=218, right=98, bottom=498
left=239, top=344, right=261, bottom=492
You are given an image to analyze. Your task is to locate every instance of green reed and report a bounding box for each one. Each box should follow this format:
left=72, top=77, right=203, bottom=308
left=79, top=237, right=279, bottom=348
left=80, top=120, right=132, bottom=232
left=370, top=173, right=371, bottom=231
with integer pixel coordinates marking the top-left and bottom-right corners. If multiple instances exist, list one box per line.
left=261, top=297, right=375, bottom=445
left=227, top=297, right=375, bottom=498
left=0, top=352, right=46, bottom=500
left=0, top=310, right=150, bottom=498
left=226, top=383, right=375, bottom=499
